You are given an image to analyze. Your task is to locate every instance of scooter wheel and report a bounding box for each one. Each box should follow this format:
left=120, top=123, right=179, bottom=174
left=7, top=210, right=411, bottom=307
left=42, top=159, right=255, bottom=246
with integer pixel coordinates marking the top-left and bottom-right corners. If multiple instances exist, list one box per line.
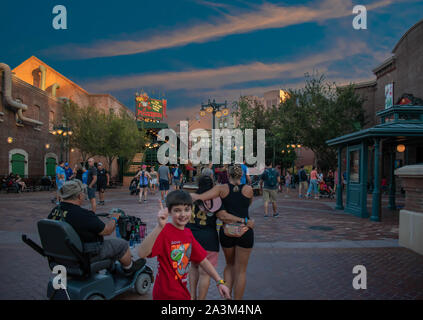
left=88, top=294, right=105, bottom=300
left=135, top=273, right=151, bottom=295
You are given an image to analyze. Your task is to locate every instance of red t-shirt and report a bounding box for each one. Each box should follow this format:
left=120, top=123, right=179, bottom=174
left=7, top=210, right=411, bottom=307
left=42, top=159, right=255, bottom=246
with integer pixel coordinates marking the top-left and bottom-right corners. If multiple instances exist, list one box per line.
left=149, top=223, right=207, bottom=300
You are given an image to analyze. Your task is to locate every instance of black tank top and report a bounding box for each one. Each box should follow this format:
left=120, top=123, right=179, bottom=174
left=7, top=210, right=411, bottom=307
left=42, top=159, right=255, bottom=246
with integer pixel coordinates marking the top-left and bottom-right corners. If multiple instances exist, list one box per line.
left=221, top=183, right=250, bottom=219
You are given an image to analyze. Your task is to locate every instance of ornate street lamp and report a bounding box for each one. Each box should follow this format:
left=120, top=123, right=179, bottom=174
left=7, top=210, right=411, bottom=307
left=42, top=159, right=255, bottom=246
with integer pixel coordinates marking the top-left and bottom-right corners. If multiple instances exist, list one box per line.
left=50, top=123, right=73, bottom=162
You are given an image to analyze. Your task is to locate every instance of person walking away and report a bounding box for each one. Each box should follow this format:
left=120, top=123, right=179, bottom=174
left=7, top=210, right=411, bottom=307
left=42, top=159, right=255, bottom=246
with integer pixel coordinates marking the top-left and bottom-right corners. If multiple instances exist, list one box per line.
left=137, top=192, right=231, bottom=300
left=87, top=158, right=98, bottom=212
left=53, top=161, right=66, bottom=204
left=201, top=163, right=214, bottom=181
left=150, top=167, right=158, bottom=194
left=136, top=165, right=151, bottom=203
left=75, top=164, right=83, bottom=182
left=284, top=172, right=291, bottom=196
left=158, top=163, right=171, bottom=202
left=187, top=175, right=254, bottom=300
left=97, top=162, right=109, bottom=206
left=260, top=160, right=280, bottom=217
left=172, top=164, right=183, bottom=190
left=306, top=166, right=319, bottom=200
left=240, top=161, right=251, bottom=185
left=298, top=166, right=308, bottom=198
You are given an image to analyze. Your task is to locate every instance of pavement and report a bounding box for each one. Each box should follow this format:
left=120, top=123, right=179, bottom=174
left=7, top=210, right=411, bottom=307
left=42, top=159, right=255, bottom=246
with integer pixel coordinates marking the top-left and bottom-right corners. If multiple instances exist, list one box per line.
left=0, top=187, right=422, bottom=300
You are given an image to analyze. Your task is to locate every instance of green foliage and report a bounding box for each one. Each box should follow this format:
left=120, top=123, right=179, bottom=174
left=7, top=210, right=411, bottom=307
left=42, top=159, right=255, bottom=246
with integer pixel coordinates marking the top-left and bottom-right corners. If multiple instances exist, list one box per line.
left=62, top=100, right=146, bottom=170
left=271, top=73, right=366, bottom=171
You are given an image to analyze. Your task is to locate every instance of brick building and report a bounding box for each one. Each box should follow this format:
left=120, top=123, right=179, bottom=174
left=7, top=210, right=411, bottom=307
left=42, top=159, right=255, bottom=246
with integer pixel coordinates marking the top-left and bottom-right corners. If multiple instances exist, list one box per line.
left=0, top=56, right=134, bottom=180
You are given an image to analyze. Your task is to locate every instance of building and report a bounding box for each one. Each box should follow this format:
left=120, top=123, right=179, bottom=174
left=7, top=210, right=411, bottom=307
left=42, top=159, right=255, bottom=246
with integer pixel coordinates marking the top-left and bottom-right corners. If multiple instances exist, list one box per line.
left=327, top=18, right=423, bottom=221
left=0, top=56, right=134, bottom=180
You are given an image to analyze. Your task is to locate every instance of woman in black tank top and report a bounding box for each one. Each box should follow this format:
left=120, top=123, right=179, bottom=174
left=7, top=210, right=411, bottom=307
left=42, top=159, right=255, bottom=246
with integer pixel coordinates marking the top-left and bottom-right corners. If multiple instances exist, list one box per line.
left=191, top=164, right=255, bottom=300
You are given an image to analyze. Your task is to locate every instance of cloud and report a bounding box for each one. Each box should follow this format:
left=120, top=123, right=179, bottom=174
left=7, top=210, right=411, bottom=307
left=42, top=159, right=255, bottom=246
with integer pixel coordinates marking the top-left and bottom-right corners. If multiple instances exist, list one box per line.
left=42, top=0, right=394, bottom=59
left=83, top=38, right=370, bottom=93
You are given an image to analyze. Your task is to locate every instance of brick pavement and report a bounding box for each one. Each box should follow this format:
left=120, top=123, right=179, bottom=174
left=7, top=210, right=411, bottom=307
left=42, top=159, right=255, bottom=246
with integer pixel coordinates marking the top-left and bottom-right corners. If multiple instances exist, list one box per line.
left=0, top=187, right=421, bottom=300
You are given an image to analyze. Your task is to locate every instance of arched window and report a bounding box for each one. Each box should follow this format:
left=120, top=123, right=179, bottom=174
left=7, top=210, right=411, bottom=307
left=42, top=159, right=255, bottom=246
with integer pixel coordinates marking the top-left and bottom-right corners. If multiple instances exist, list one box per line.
left=9, top=149, right=29, bottom=177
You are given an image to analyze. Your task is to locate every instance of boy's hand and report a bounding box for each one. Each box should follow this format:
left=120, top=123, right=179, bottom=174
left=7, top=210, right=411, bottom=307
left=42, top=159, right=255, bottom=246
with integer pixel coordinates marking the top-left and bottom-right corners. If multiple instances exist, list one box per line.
left=157, top=200, right=168, bottom=228
left=217, top=284, right=231, bottom=300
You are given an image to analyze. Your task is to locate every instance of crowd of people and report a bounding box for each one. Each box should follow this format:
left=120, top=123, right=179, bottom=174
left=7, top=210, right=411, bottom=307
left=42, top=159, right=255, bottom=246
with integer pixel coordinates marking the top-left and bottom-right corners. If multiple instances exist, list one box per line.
left=46, top=158, right=348, bottom=301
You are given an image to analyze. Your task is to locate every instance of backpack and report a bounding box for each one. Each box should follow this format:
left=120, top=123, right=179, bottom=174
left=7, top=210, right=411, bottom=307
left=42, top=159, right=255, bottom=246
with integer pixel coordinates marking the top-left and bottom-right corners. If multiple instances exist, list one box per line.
left=265, top=168, right=278, bottom=188
left=300, top=170, right=307, bottom=182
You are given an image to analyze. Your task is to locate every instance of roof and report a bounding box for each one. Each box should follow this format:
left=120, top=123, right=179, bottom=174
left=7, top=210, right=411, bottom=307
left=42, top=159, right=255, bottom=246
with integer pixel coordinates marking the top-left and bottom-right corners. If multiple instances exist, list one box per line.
left=392, top=18, right=423, bottom=54
left=327, top=121, right=423, bottom=146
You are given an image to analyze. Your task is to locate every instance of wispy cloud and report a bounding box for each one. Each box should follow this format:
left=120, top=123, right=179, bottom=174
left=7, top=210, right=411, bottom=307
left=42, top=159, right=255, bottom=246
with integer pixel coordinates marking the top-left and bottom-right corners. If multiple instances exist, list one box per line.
left=83, top=38, right=369, bottom=93
left=42, top=0, right=394, bottom=59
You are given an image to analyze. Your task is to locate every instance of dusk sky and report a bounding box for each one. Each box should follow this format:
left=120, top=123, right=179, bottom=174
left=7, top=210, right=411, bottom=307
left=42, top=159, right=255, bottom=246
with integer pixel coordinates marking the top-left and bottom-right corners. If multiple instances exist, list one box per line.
left=2, top=0, right=423, bottom=129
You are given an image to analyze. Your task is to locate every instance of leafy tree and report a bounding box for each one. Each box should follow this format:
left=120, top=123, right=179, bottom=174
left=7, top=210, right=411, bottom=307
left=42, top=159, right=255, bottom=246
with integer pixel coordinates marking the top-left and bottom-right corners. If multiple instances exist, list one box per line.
left=270, top=73, right=365, bottom=172
left=62, top=100, right=146, bottom=173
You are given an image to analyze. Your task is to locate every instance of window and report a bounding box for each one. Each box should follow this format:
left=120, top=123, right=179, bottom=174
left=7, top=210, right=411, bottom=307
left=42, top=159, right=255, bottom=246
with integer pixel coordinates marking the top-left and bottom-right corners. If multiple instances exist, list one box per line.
left=349, top=150, right=360, bottom=183
left=49, top=110, right=55, bottom=130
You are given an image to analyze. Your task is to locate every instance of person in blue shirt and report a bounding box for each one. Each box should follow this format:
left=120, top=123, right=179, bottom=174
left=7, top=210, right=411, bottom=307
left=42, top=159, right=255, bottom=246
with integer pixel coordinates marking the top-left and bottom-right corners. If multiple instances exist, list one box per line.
left=240, top=161, right=251, bottom=185
left=171, top=164, right=183, bottom=190
left=54, top=161, right=66, bottom=204
left=64, top=163, right=74, bottom=181
left=82, top=167, right=88, bottom=185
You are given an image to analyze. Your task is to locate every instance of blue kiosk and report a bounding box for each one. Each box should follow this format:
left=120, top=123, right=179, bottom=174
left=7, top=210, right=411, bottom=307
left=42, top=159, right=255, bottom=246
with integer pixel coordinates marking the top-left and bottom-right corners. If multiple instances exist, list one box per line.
left=327, top=96, right=423, bottom=221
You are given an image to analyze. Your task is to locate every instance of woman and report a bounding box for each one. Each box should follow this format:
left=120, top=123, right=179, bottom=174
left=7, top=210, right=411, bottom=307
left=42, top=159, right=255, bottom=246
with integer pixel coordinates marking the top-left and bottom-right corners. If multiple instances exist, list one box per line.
left=135, top=165, right=151, bottom=203
left=191, top=164, right=254, bottom=300
left=306, top=166, right=319, bottom=200
left=149, top=167, right=158, bottom=194
left=15, top=174, right=26, bottom=192
left=284, top=172, right=291, bottom=195
left=187, top=175, right=253, bottom=300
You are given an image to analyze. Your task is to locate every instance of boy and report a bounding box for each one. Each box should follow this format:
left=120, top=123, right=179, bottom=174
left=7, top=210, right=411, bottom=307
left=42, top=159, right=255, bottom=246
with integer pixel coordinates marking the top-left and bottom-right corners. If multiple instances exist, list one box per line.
left=138, top=190, right=231, bottom=300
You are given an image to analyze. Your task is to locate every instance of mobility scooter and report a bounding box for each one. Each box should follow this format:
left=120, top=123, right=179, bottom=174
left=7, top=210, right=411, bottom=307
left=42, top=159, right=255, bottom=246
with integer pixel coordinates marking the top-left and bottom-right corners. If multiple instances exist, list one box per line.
left=22, top=209, right=153, bottom=300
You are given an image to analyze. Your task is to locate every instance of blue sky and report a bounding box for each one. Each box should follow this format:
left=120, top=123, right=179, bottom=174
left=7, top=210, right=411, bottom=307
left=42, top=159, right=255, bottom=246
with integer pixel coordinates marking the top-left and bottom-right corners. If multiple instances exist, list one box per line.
left=1, top=0, right=423, bottom=128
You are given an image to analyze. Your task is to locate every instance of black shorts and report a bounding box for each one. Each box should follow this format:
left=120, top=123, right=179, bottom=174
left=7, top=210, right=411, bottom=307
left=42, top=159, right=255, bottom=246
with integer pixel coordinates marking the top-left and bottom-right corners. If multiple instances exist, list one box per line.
left=159, top=179, right=169, bottom=191
left=97, top=183, right=107, bottom=192
left=219, top=226, right=254, bottom=249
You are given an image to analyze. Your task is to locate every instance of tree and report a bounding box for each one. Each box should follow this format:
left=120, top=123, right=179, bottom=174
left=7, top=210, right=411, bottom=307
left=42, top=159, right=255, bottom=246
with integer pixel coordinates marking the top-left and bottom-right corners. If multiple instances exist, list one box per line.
left=270, top=73, right=366, bottom=172
left=62, top=100, right=146, bottom=173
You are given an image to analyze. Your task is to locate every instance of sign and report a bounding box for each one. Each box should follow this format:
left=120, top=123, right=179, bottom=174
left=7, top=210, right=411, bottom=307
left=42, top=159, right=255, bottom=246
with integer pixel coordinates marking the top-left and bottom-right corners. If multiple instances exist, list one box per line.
left=136, top=93, right=167, bottom=121
left=385, top=83, right=393, bottom=109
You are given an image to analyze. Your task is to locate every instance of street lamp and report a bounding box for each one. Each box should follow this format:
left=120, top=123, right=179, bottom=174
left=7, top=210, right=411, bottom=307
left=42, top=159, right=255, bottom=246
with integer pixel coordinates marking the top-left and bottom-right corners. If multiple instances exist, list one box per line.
left=50, top=123, right=73, bottom=162
left=199, top=99, right=229, bottom=166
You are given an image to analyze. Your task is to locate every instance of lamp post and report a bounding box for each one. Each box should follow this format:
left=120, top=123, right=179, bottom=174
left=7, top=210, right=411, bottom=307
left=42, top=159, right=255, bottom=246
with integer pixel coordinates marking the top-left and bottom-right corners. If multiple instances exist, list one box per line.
left=199, top=99, right=229, bottom=166
left=51, top=123, right=73, bottom=162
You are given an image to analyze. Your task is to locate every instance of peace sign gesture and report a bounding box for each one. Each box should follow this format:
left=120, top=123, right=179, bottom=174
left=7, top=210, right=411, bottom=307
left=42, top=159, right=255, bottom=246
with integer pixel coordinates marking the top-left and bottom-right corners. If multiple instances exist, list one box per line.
left=157, top=200, right=169, bottom=228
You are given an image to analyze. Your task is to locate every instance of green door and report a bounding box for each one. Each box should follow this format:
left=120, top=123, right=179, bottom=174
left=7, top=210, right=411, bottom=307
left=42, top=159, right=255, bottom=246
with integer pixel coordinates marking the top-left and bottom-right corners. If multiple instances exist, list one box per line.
left=11, top=153, right=25, bottom=177
left=46, top=157, right=57, bottom=178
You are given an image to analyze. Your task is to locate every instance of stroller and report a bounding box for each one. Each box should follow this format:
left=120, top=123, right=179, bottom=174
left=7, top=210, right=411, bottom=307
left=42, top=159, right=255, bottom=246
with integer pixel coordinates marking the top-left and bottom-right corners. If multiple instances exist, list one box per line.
left=319, top=181, right=335, bottom=199
left=129, top=177, right=139, bottom=195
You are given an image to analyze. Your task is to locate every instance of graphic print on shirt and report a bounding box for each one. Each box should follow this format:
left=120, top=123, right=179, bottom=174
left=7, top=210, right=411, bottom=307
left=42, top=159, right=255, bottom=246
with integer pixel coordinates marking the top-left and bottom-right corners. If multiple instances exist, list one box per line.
left=170, top=243, right=192, bottom=280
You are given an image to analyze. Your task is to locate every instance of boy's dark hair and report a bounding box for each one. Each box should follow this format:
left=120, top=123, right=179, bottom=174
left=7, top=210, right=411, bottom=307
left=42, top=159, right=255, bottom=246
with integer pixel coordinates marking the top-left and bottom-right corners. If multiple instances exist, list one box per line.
left=265, top=159, right=272, bottom=167
left=166, top=190, right=193, bottom=212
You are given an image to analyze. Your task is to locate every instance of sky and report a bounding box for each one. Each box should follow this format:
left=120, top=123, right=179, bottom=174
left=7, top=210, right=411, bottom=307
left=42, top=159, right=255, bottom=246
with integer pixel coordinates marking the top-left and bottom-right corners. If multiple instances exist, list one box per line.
left=1, top=0, right=423, bottom=129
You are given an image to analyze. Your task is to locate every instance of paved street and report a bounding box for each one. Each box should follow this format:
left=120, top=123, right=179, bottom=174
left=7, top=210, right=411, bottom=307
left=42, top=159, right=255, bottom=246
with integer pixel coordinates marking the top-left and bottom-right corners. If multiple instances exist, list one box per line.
left=0, top=187, right=422, bottom=300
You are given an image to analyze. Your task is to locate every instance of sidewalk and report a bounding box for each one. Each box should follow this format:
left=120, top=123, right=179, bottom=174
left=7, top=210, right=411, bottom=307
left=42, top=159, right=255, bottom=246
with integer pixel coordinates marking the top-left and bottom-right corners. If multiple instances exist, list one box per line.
left=0, top=188, right=421, bottom=300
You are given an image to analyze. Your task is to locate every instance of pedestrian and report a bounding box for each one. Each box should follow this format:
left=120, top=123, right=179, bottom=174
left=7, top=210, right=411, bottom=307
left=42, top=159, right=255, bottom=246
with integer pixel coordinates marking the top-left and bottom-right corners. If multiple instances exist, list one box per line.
left=64, top=162, right=73, bottom=181
left=191, top=164, right=254, bottom=300
left=240, top=161, right=251, bottom=185
left=75, top=164, right=83, bottom=182
left=306, top=166, right=319, bottom=200
left=171, top=164, right=183, bottom=190
left=298, top=165, right=309, bottom=198
left=136, top=164, right=151, bottom=203
left=97, top=162, right=109, bottom=206
left=137, top=193, right=231, bottom=300
left=201, top=163, right=214, bottom=181
left=216, top=164, right=229, bottom=185
left=158, top=163, right=171, bottom=202
left=284, top=172, right=291, bottom=196
left=149, top=166, right=158, bottom=194
left=187, top=175, right=253, bottom=300
left=52, top=161, right=66, bottom=204
left=260, top=160, right=280, bottom=217
left=86, top=158, right=98, bottom=212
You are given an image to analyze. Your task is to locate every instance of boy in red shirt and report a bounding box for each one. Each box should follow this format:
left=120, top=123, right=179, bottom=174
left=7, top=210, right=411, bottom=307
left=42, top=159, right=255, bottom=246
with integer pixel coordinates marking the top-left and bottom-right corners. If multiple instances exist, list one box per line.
left=138, top=190, right=231, bottom=300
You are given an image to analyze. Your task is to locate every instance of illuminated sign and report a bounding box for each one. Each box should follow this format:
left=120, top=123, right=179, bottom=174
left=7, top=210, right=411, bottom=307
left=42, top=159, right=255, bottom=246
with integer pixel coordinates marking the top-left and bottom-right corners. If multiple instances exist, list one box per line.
left=136, top=93, right=167, bottom=121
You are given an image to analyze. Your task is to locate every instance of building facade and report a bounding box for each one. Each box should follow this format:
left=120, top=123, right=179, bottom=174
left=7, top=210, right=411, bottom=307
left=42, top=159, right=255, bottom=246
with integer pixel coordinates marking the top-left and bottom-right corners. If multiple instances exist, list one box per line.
left=1, top=56, right=134, bottom=180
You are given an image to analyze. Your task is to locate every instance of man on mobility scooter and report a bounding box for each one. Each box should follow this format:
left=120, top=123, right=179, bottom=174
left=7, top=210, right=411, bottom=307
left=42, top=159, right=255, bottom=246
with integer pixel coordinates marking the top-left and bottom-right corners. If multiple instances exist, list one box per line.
left=22, top=180, right=153, bottom=300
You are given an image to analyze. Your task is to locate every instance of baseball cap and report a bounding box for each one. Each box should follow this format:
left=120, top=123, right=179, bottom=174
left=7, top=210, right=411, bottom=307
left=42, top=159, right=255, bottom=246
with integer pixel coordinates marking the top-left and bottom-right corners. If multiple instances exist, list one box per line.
left=58, top=180, right=86, bottom=199
left=98, top=162, right=103, bottom=166
left=65, top=162, right=69, bottom=166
